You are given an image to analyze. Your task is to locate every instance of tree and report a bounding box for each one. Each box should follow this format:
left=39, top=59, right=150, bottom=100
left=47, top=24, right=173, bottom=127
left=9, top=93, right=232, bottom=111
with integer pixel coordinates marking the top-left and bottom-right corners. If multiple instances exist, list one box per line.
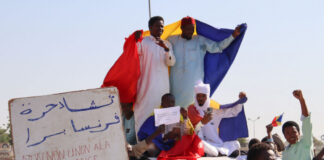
left=0, top=120, right=12, bottom=145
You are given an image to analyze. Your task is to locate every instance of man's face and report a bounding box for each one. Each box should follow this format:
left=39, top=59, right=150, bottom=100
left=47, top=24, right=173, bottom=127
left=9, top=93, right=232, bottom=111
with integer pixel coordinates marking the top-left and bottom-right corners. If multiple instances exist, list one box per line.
left=284, top=126, right=300, bottom=144
left=161, top=96, right=175, bottom=108
left=181, top=24, right=195, bottom=40
left=149, top=20, right=164, bottom=38
left=257, top=149, right=276, bottom=160
left=196, top=93, right=207, bottom=106
left=121, top=103, right=132, bottom=116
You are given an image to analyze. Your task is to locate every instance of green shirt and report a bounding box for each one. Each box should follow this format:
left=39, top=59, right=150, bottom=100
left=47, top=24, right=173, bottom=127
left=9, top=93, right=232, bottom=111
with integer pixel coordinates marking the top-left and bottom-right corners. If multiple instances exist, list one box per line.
left=123, top=115, right=137, bottom=145
left=282, top=115, right=313, bottom=160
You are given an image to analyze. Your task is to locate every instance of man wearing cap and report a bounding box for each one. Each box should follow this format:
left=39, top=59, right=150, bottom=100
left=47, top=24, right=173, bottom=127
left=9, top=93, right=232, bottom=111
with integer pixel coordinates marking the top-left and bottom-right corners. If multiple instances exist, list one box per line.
left=187, top=81, right=248, bottom=157
left=167, top=16, right=241, bottom=108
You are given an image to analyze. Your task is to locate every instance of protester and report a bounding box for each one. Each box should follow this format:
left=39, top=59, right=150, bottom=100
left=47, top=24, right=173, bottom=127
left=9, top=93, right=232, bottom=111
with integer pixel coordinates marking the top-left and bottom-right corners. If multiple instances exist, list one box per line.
left=247, top=143, right=276, bottom=160
left=133, top=16, right=176, bottom=133
left=282, top=90, right=313, bottom=160
left=127, top=125, right=165, bottom=159
left=168, top=16, right=241, bottom=108
left=187, top=81, right=248, bottom=157
left=313, top=147, right=324, bottom=160
left=137, top=93, right=204, bottom=159
left=248, top=138, right=261, bottom=150
left=121, top=103, right=137, bottom=145
left=261, top=124, right=282, bottom=158
left=236, top=139, right=261, bottom=160
left=137, top=94, right=177, bottom=156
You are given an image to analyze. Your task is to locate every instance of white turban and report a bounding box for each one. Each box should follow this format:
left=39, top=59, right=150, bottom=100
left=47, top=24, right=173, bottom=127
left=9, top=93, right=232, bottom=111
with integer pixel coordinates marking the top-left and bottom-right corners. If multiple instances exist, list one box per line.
left=194, top=81, right=210, bottom=117
left=194, top=81, right=210, bottom=96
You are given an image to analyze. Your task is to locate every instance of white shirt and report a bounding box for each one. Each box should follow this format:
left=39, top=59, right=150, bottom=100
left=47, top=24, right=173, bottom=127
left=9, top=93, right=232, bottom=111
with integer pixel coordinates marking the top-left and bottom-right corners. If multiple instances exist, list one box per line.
left=134, top=36, right=175, bottom=133
left=200, top=104, right=243, bottom=144
left=168, top=35, right=234, bottom=108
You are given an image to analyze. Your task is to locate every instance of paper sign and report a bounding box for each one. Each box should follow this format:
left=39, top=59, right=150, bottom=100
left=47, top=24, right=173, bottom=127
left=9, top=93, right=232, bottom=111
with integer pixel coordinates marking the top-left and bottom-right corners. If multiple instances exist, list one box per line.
left=154, top=106, right=180, bottom=127
left=9, top=87, right=128, bottom=160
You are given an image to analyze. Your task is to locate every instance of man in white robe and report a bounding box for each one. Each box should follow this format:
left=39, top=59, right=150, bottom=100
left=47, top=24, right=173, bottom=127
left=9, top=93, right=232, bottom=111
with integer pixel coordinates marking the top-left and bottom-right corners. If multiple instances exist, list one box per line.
left=187, top=81, right=248, bottom=157
left=168, top=17, right=241, bottom=108
left=134, top=16, right=176, bottom=133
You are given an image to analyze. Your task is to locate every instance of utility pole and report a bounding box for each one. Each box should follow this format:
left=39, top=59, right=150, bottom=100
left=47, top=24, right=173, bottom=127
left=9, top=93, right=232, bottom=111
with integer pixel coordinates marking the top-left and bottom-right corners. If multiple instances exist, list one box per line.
left=148, top=0, right=151, bottom=18
left=248, top=116, right=260, bottom=138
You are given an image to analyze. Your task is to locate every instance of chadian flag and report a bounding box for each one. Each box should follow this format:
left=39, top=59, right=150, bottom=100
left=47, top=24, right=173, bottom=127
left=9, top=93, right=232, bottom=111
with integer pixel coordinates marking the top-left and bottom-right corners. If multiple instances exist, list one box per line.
left=101, top=18, right=247, bottom=113
left=101, top=30, right=143, bottom=103
left=195, top=21, right=249, bottom=141
left=272, top=113, right=284, bottom=127
left=101, top=18, right=248, bottom=142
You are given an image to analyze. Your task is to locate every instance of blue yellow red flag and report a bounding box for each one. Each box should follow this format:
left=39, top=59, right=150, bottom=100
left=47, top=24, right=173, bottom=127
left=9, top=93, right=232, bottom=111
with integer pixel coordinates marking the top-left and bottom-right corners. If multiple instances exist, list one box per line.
left=272, top=113, right=284, bottom=127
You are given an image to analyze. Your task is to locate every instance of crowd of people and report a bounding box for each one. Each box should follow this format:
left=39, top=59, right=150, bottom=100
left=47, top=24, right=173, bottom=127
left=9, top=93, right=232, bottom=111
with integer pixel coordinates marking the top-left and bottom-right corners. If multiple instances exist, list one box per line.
left=241, top=90, right=324, bottom=160
left=104, top=16, right=323, bottom=160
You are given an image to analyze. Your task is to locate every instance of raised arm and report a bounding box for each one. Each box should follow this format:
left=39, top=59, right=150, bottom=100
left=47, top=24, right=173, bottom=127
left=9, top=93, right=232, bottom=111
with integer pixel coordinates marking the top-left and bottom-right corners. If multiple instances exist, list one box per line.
left=266, top=124, right=273, bottom=141
left=293, top=90, right=309, bottom=117
left=293, top=90, right=312, bottom=146
left=202, top=25, right=241, bottom=53
left=135, top=30, right=143, bottom=55
left=216, top=92, right=247, bottom=119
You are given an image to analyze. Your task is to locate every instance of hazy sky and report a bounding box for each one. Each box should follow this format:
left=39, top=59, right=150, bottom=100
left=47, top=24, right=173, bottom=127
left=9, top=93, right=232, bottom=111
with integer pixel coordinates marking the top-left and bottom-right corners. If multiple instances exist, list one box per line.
left=1, top=0, right=324, bottom=141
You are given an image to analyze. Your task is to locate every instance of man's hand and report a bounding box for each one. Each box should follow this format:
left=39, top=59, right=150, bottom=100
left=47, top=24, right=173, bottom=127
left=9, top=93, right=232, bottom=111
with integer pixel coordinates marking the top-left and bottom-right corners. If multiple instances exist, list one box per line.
left=156, top=124, right=165, bottom=134
left=232, top=25, right=241, bottom=38
left=201, top=112, right=213, bottom=125
left=163, top=127, right=181, bottom=140
left=266, top=124, right=273, bottom=135
left=146, top=124, right=165, bottom=144
left=155, top=37, right=169, bottom=51
left=180, top=107, right=188, bottom=119
left=135, top=30, right=142, bottom=42
left=293, top=90, right=304, bottom=100
left=293, top=89, right=309, bottom=117
left=239, top=92, right=246, bottom=99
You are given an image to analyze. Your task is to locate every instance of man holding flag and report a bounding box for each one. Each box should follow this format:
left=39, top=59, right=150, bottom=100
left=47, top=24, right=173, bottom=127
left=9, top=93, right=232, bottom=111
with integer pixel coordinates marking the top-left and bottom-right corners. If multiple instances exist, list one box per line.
left=102, top=16, right=247, bottom=135
left=102, top=16, right=176, bottom=133
left=187, top=81, right=248, bottom=157
left=168, top=16, right=242, bottom=108
left=133, top=16, right=176, bottom=133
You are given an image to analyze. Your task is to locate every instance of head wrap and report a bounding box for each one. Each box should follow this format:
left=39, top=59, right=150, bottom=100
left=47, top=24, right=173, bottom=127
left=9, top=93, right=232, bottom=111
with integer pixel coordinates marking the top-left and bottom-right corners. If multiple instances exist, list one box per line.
left=194, top=81, right=210, bottom=117
left=181, top=16, right=195, bottom=27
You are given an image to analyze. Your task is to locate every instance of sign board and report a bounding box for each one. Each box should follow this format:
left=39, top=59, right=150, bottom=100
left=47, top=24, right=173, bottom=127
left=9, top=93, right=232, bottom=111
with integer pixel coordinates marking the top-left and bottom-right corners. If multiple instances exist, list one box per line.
left=154, top=106, right=180, bottom=126
left=9, top=87, right=128, bottom=160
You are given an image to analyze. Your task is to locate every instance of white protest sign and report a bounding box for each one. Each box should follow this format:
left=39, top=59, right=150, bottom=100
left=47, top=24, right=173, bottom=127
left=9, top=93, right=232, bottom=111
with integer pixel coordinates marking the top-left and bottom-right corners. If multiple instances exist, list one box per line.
left=9, top=87, right=128, bottom=160
left=154, top=106, right=180, bottom=127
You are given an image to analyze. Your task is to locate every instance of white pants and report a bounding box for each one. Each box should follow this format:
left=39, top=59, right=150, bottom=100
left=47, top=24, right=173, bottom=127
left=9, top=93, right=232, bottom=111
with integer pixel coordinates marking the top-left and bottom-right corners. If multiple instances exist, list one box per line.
left=203, top=140, right=240, bottom=156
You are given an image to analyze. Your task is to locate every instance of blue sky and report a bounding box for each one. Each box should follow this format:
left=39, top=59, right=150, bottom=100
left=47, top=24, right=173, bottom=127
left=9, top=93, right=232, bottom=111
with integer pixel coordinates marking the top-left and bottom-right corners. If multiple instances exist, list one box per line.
left=1, top=0, right=324, bottom=140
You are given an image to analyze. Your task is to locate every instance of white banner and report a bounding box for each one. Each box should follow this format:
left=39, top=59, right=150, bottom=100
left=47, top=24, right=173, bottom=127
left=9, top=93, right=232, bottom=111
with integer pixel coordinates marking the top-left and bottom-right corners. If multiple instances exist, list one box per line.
left=154, top=106, right=180, bottom=127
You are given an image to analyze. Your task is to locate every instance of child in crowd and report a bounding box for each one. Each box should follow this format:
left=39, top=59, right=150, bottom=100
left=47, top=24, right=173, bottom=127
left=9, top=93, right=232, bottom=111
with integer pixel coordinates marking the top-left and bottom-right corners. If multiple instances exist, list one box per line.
left=282, top=90, right=313, bottom=160
left=247, top=143, right=276, bottom=160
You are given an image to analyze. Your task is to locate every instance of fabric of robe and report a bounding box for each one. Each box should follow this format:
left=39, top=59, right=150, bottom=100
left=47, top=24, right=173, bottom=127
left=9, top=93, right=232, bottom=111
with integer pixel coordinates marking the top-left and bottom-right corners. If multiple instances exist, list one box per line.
left=188, top=98, right=247, bottom=156
left=168, top=34, right=234, bottom=108
left=133, top=36, right=175, bottom=133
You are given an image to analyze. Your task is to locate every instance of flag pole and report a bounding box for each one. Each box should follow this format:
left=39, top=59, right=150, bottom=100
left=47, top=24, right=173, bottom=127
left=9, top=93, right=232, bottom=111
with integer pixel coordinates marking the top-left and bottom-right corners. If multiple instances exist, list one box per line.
left=148, top=0, right=151, bottom=18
